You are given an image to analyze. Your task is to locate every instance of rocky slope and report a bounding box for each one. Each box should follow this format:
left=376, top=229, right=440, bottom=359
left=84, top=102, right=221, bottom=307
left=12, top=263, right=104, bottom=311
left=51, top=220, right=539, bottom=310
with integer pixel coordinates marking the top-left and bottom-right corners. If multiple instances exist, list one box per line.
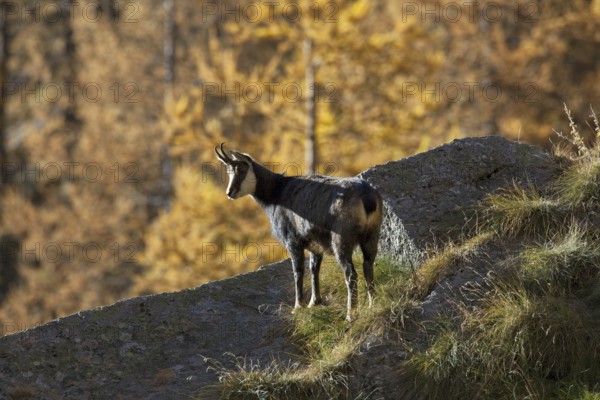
left=360, top=135, right=560, bottom=263
left=0, top=137, right=561, bottom=399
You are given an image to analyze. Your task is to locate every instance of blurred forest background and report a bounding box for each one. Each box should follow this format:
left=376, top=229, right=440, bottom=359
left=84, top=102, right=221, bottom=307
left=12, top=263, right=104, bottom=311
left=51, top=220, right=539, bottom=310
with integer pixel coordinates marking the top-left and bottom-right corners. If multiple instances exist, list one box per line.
left=0, top=0, right=599, bottom=332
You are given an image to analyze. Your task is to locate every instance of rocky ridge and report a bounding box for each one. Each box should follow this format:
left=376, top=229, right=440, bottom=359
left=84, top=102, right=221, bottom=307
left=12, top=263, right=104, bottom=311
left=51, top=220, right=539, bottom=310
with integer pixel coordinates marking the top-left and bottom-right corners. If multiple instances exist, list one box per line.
left=0, top=137, right=561, bottom=399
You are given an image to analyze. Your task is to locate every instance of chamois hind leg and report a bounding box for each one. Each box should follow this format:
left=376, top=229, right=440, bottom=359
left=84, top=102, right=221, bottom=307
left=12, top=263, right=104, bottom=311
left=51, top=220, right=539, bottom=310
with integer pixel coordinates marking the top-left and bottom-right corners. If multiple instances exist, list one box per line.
left=360, top=234, right=378, bottom=308
left=332, top=235, right=358, bottom=322
left=288, top=246, right=305, bottom=311
left=308, top=252, right=323, bottom=307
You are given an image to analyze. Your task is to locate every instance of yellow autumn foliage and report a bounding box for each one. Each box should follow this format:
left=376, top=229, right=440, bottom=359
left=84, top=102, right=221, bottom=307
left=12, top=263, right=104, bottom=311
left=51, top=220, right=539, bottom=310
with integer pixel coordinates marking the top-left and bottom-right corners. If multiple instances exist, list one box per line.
left=138, top=165, right=283, bottom=294
left=1, top=0, right=600, bottom=330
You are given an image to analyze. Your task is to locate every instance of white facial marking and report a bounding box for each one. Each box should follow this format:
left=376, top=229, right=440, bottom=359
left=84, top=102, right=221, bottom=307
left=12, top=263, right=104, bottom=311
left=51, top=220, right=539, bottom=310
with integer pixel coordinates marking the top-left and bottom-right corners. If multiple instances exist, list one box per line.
left=238, top=166, right=257, bottom=197
left=226, top=164, right=256, bottom=199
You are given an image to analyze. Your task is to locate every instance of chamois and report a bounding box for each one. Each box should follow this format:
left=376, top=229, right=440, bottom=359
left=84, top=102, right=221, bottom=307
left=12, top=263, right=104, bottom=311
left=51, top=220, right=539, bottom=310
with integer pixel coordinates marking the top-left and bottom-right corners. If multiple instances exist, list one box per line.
left=215, top=143, right=383, bottom=322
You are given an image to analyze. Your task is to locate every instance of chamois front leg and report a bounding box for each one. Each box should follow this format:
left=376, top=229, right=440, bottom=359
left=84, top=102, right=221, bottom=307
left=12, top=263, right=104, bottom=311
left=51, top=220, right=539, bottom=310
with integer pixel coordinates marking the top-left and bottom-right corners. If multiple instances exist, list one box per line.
left=288, top=246, right=305, bottom=311
left=308, top=252, right=323, bottom=307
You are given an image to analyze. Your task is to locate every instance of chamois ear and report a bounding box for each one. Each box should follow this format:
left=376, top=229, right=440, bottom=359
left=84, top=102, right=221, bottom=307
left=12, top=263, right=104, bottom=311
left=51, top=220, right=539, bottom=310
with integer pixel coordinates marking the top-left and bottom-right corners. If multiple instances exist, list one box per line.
left=231, top=151, right=253, bottom=164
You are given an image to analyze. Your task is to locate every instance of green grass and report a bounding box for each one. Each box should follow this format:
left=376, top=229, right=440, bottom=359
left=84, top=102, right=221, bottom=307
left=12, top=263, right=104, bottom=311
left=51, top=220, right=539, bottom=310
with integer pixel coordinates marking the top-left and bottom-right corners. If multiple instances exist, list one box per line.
left=202, top=255, right=418, bottom=399
left=291, top=255, right=417, bottom=360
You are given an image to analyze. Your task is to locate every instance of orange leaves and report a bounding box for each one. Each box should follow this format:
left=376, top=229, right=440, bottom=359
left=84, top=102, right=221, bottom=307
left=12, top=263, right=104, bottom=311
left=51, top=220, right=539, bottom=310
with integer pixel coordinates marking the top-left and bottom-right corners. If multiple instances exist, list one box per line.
left=135, top=167, right=281, bottom=295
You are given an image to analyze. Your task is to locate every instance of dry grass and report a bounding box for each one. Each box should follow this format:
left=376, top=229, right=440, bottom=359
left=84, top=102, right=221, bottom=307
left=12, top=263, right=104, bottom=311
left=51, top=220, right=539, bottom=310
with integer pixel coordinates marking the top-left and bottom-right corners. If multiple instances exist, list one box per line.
left=482, top=184, right=568, bottom=238
left=555, top=154, right=600, bottom=207
left=406, top=278, right=600, bottom=399
left=415, top=232, right=493, bottom=297
left=200, top=356, right=350, bottom=400
left=519, top=226, right=600, bottom=294
left=405, top=125, right=600, bottom=399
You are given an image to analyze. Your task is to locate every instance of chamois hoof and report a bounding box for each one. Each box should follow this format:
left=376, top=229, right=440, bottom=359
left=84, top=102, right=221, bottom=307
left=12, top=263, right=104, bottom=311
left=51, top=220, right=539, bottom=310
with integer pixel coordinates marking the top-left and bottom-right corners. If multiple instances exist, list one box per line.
left=308, top=299, right=323, bottom=308
left=291, top=304, right=304, bottom=314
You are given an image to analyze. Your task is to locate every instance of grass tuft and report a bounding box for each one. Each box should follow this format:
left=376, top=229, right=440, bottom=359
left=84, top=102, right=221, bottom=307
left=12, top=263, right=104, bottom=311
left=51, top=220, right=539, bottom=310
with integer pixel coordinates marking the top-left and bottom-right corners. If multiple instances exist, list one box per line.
left=555, top=155, right=600, bottom=207
left=554, top=103, right=590, bottom=156
left=482, top=184, right=567, bottom=238
left=472, top=287, right=598, bottom=382
left=406, top=281, right=600, bottom=399
left=560, top=384, right=600, bottom=400
left=415, top=232, right=492, bottom=297
left=200, top=355, right=349, bottom=400
left=519, top=226, right=600, bottom=294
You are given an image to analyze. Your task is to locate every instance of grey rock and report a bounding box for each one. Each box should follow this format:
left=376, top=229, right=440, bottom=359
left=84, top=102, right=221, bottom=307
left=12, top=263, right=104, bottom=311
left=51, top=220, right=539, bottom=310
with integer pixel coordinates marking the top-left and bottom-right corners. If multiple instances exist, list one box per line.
left=0, top=261, right=295, bottom=399
left=359, top=136, right=560, bottom=265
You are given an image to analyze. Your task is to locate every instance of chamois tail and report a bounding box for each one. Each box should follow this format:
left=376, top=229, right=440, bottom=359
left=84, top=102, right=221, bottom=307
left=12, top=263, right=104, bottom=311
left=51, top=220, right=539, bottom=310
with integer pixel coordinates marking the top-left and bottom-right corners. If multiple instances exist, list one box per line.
left=357, top=183, right=382, bottom=228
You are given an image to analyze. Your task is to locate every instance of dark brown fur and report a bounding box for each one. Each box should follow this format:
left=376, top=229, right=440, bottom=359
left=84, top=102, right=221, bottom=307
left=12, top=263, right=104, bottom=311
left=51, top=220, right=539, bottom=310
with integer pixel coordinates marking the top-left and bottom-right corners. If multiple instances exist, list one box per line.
left=216, top=144, right=383, bottom=321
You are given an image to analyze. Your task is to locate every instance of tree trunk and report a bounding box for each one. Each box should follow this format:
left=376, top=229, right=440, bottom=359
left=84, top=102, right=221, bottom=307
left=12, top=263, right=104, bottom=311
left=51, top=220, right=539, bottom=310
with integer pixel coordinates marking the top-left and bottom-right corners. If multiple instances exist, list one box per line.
left=164, top=0, right=175, bottom=104
left=304, top=39, right=317, bottom=175
left=0, top=1, right=9, bottom=187
left=160, top=0, right=175, bottom=212
left=62, top=0, right=79, bottom=160
left=101, top=0, right=117, bottom=22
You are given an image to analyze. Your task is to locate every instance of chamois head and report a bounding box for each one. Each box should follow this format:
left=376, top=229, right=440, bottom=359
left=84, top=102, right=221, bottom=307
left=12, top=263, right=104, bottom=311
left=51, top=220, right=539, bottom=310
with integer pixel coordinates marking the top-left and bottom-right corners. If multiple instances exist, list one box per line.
left=215, top=143, right=257, bottom=200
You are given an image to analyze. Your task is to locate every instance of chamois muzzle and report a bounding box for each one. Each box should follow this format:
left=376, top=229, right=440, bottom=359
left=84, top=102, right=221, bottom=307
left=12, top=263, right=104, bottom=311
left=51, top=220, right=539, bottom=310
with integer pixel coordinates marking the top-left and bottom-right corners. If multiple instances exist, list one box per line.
left=226, top=188, right=239, bottom=199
